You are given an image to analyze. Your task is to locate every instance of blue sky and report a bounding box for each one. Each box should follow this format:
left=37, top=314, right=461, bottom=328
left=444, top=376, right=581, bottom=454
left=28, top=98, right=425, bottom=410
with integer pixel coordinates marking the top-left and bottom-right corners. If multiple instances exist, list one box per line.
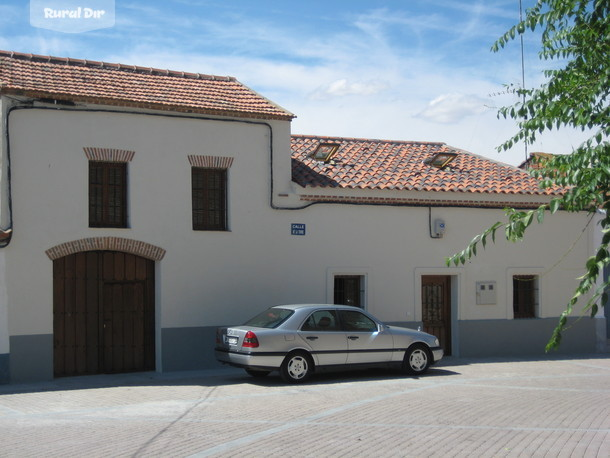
left=0, top=0, right=588, bottom=165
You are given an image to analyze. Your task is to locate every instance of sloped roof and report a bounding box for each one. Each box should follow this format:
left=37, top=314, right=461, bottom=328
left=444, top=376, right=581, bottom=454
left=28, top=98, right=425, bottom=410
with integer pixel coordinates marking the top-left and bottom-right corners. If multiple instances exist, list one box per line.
left=519, top=152, right=555, bottom=170
left=0, top=50, right=294, bottom=120
left=291, top=135, right=560, bottom=196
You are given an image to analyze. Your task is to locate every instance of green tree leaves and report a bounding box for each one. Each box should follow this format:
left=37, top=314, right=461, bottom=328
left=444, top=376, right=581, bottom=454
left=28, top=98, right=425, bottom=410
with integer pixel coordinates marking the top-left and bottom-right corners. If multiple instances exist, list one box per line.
left=450, top=0, right=610, bottom=350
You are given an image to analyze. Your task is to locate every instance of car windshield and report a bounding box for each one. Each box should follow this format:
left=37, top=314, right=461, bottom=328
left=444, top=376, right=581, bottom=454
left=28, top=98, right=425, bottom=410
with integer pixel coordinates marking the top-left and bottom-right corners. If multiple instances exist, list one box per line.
left=243, top=308, right=294, bottom=329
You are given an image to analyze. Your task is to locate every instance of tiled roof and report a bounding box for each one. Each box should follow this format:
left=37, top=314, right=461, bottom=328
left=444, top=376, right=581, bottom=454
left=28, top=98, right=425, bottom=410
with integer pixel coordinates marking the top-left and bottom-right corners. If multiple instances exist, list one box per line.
left=518, top=152, right=554, bottom=170
left=0, top=50, right=294, bottom=120
left=291, top=135, right=561, bottom=196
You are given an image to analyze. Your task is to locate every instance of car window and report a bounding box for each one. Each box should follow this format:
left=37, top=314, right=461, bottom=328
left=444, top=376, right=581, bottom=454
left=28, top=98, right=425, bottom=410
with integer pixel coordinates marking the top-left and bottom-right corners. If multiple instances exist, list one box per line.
left=243, top=308, right=294, bottom=328
left=300, top=310, right=339, bottom=331
left=338, top=310, right=378, bottom=332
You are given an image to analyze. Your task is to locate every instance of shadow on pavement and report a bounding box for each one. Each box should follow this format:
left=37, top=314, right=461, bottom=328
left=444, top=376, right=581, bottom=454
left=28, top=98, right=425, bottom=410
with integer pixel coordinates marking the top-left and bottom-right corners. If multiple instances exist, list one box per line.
left=0, top=366, right=461, bottom=395
left=242, top=366, right=461, bottom=388
left=1, top=353, right=606, bottom=395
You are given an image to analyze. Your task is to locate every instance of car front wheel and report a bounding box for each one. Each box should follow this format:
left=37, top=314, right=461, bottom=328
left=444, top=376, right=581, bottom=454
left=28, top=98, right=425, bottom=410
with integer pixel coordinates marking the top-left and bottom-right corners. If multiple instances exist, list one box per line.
left=403, top=345, right=431, bottom=375
left=281, top=351, right=313, bottom=383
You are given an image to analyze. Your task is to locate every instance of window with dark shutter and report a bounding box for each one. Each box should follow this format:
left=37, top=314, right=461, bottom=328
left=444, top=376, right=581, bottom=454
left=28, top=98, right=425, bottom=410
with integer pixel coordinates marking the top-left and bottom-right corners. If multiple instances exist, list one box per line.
left=513, top=275, right=538, bottom=318
left=192, top=168, right=228, bottom=231
left=89, top=161, right=127, bottom=228
left=334, top=275, right=363, bottom=308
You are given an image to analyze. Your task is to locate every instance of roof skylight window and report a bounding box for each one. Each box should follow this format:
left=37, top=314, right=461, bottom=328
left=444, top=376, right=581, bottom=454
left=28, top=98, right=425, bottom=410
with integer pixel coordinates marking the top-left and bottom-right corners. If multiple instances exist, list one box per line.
left=425, top=152, right=457, bottom=169
left=311, top=143, right=340, bottom=162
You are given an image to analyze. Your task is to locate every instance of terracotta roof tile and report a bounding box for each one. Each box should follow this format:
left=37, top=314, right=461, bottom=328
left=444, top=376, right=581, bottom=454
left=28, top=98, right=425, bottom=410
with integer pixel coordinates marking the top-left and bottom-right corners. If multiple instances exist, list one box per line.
left=519, top=152, right=554, bottom=170
left=0, top=50, right=294, bottom=120
left=291, top=135, right=561, bottom=196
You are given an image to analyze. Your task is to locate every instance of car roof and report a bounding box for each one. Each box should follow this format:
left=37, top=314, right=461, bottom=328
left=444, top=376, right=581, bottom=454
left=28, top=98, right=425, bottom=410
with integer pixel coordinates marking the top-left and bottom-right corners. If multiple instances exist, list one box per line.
left=271, top=304, right=363, bottom=311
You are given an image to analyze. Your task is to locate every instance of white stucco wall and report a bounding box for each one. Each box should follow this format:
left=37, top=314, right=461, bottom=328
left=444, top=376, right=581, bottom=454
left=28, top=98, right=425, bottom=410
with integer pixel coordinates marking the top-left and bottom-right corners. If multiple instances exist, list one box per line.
left=246, top=203, right=591, bottom=325
left=2, top=103, right=595, bottom=345
left=4, top=106, right=290, bottom=335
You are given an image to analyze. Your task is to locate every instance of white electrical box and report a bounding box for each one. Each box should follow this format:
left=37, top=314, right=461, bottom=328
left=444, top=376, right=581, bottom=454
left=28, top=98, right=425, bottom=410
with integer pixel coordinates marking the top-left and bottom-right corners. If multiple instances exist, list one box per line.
left=434, top=219, right=446, bottom=237
left=476, top=281, right=496, bottom=305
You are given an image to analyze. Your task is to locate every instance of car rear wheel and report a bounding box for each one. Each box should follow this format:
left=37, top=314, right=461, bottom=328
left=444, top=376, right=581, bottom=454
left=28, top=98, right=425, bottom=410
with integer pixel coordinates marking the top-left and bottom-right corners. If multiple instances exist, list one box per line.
left=280, top=351, right=313, bottom=383
left=403, top=344, right=431, bottom=375
left=245, top=369, right=271, bottom=378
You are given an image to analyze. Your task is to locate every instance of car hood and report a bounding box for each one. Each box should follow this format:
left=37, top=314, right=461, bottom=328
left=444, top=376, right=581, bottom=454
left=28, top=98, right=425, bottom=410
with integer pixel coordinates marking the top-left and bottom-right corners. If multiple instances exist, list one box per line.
left=386, top=325, right=438, bottom=342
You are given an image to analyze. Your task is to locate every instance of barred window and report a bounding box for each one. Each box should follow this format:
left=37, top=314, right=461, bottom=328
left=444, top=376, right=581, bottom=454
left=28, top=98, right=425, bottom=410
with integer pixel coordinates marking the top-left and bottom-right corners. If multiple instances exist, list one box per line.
left=192, top=168, right=228, bottom=231
left=513, top=275, right=539, bottom=318
left=334, top=275, right=364, bottom=308
left=89, top=161, right=127, bottom=228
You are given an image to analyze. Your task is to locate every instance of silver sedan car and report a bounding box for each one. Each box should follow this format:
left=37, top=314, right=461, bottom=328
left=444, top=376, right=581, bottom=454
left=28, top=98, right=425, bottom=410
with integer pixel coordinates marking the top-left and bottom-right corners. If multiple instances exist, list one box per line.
left=215, top=304, right=443, bottom=383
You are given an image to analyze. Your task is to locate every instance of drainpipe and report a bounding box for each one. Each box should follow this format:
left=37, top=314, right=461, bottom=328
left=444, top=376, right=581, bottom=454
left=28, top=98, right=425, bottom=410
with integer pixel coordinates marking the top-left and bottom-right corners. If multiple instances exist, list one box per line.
left=0, top=99, right=15, bottom=247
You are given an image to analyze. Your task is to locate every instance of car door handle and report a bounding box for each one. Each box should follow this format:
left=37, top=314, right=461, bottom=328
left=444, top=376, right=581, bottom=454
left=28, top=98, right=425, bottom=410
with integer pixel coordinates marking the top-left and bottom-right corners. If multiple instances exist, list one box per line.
left=306, top=336, right=319, bottom=341
left=348, top=336, right=359, bottom=340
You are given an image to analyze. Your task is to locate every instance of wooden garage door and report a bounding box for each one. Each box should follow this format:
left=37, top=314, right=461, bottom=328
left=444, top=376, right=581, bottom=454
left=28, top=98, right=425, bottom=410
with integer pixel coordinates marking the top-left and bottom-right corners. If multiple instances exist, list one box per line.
left=53, top=251, right=155, bottom=377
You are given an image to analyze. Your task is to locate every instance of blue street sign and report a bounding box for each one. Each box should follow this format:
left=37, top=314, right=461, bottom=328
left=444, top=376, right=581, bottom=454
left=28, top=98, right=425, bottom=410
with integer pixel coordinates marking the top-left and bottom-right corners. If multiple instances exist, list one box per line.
left=291, top=223, right=306, bottom=236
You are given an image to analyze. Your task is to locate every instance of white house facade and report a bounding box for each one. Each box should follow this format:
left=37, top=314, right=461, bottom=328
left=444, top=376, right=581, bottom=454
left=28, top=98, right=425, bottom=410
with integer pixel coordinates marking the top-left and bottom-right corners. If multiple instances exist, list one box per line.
left=0, top=51, right=605, bottom=383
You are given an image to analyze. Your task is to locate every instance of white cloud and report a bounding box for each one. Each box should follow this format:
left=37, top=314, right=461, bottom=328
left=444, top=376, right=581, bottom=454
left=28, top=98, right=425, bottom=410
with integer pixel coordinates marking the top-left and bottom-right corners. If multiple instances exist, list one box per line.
left=418, top=93, right=491, bottom=124
left=310, top=78, right=389, bottom=100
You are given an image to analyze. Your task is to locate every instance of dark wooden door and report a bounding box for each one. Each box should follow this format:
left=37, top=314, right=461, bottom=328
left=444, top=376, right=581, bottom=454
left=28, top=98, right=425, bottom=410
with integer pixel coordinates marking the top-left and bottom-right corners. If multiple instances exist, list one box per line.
left=53, top=251, right=155, bottom=377
left=421, top=275, right=452, bottom=355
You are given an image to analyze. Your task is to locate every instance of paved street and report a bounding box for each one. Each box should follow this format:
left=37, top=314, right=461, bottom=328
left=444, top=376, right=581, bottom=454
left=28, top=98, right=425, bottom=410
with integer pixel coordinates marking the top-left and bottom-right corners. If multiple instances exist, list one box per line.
left=0, top=355, right=608, bottom=457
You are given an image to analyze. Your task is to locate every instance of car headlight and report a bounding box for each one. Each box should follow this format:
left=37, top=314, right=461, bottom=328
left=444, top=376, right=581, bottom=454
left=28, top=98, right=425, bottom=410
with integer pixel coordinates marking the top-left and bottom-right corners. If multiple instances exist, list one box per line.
left=434, top=338, right=440, bottom=347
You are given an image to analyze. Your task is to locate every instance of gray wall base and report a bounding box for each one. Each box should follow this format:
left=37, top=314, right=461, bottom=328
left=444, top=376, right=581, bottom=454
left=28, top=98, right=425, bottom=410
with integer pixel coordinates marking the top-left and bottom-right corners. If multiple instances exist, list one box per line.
left=595, top=316, right=608, bottom=352
left=4, top=319, right=602, bottom=383
left=160, top=318, right=600, bottom=372
left=458, top=318, right=597, bottom=357
left=0, top=353, right=9, bottom=384
left=161, top=327, right=222, bottom=372
left=9, top=334, right=53, bottom=383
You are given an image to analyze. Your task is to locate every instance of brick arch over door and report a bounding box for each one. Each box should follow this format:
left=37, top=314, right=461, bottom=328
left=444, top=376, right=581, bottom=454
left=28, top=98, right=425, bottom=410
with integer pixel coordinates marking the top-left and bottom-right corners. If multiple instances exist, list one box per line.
left=53, top=250, right=156, bottom=377
left=46, top=237, right=166, bottom=261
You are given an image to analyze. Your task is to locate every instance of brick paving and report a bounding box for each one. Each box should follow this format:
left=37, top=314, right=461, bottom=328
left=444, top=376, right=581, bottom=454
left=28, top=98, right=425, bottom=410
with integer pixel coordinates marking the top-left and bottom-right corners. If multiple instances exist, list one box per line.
left=0, top=355, right=608, bottom=457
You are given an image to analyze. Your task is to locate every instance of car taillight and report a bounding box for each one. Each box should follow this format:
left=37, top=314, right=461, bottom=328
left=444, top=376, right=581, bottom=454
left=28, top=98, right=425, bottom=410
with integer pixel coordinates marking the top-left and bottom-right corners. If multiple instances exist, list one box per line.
left=242, top=331, right=259, bottom=348
left=215, top=328, right=222, bottom=345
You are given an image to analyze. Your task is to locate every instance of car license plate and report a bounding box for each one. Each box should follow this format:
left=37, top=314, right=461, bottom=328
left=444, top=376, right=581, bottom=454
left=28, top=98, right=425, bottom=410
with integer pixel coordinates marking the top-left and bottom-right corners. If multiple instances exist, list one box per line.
left=226, top=336, right=238, bottom=346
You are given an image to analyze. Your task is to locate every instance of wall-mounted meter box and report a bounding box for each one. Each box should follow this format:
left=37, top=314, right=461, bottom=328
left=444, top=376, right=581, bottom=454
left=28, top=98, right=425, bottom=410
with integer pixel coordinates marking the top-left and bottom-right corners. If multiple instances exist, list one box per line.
left=476, top=281, right=496, bottom=305
left=434, top=219, right=446, bottom=237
